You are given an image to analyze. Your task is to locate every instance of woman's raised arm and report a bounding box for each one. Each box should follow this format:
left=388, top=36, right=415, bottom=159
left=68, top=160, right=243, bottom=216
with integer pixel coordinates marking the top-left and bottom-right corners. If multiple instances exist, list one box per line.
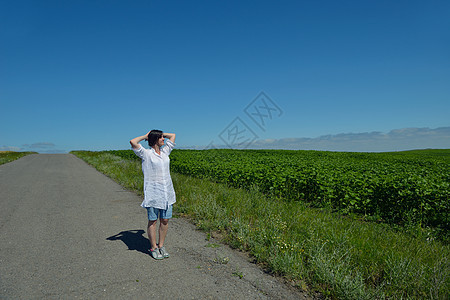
left=130, top=131, right=150, bottom=149
left=163, top=133, right=176, bottom=143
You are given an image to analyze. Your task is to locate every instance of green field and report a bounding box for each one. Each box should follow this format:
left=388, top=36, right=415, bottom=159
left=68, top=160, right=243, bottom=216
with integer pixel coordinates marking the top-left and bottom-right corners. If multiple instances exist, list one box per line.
left=72, top=148, right=449, bottom=299
left=0, top=151, right=37, bottom=165
left=108, top=148, right=449, bottom=240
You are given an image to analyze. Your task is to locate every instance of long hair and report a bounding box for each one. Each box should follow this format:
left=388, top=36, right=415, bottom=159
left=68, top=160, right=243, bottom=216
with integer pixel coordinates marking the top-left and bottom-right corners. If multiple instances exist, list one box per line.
left=147, top=129, right=163, bottom=147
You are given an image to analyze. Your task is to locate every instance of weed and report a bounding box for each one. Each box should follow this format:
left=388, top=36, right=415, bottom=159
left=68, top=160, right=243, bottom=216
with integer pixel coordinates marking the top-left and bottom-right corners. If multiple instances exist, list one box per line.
left=214, top=253, right=229, bottom=264
left=205, top=243, right=221, bottom=248
left=232, top=268, right=244, bottom=279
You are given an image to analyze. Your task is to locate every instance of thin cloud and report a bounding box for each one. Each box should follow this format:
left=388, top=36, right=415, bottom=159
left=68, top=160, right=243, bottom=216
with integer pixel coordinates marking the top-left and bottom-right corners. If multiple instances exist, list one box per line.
left=197, top=127, right=450, bottom=152
left=35, top=149, right=67, bottom=154
left=26, top=142, right=56, bottom=149
left=2, top=142, right=68, bottom=153
left=249, top=127, right=450, bottom=152
left=0, top=146, right=22, bottom=152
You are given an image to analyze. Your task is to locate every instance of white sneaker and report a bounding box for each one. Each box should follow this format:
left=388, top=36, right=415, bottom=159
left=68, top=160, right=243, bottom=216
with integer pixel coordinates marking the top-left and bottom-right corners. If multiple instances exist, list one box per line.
left=159, top=246, right=170, bottom=258
left=150, top=248, right=163, bottom=260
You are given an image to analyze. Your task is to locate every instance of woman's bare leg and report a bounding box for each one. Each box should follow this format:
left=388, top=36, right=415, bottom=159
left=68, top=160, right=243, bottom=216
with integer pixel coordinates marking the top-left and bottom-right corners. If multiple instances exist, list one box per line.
left=158, top=219, right=169, bottom=247
left=147, top=220, right=158, bottom=250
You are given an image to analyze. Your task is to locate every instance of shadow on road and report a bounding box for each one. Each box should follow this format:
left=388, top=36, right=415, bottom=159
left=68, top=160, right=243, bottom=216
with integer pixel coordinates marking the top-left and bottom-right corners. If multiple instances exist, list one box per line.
left=107, top=230, right=150, bottom=255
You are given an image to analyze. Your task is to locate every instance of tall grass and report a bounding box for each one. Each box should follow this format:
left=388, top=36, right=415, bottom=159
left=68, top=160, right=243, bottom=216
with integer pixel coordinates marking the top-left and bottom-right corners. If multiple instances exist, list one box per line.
left=0, top=151, right=37, bottom=165
left=72, top=151, right=449, bottom=299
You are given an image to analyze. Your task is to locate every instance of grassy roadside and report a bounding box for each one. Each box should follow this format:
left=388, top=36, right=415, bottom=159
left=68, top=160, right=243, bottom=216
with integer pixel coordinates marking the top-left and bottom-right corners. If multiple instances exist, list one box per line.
left=71, top=150, right=449, bottom=299
left=0, top=151, right=37, bottom=165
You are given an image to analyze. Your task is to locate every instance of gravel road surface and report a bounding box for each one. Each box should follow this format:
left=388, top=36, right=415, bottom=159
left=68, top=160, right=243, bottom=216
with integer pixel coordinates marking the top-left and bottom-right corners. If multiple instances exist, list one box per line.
left=0, top=154, right=310, bottom=299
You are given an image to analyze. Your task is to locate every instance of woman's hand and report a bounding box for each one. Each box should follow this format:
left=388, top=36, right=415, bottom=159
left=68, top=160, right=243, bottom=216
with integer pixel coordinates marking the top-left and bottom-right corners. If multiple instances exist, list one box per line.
left=144, top=131, right=151, bottom=141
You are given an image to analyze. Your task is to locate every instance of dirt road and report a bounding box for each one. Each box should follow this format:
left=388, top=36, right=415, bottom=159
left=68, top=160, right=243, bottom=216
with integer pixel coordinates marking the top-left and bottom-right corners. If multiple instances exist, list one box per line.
left=0, top=154, right=309, bottom=299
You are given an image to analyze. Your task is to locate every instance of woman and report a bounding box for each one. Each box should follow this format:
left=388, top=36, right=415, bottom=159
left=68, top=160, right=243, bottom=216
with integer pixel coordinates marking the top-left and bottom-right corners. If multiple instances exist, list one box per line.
left=130, top=130, right=176, bottom=260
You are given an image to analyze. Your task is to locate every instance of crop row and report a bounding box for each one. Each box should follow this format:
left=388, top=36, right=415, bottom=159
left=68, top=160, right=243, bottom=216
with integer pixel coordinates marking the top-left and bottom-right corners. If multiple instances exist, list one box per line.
left=108, top=149, right=449, bottom=236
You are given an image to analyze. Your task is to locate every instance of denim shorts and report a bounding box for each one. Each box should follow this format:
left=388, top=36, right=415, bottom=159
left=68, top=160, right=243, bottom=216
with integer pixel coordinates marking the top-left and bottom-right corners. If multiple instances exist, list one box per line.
left=146, top=205, right=173, bottom=221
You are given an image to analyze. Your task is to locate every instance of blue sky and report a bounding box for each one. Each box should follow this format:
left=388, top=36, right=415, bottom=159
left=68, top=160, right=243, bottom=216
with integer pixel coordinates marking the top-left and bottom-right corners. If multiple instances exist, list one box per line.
left=1, top=0, right=449, bottom=153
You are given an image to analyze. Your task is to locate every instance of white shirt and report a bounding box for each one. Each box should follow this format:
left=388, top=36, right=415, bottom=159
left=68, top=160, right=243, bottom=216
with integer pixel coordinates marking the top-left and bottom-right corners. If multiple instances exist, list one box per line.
left=132, top=140, right=176, bottom=209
